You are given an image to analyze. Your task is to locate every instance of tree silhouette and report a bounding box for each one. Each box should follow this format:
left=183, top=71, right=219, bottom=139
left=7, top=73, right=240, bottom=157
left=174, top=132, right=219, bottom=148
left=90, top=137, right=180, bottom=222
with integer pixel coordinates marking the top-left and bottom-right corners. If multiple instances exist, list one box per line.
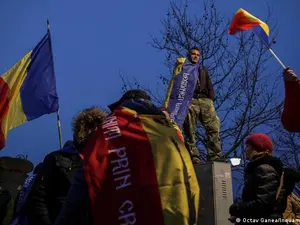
left=121, top=0, right=298, bottom=195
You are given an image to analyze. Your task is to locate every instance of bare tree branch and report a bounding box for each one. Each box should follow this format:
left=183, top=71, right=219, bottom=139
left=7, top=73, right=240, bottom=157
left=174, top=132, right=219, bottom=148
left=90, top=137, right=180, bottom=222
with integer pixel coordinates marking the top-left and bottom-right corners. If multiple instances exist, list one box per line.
left=120, top=0, right=296, bottom=195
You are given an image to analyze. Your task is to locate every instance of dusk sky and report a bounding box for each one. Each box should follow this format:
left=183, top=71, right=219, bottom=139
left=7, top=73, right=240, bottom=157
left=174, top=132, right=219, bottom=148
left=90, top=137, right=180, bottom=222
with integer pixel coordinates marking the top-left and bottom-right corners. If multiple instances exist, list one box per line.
left=0, top=0, right=299, bottom=195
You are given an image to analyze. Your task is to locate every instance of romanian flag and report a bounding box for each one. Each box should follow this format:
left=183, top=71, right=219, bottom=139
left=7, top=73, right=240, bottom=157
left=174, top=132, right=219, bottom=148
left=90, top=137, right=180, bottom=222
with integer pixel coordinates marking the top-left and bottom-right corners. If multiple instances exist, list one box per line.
left=229, top=8, right=270, bottom=48
left=82, top=107, right=200, bottom=225
left=0, top=32, right=59, bottom=149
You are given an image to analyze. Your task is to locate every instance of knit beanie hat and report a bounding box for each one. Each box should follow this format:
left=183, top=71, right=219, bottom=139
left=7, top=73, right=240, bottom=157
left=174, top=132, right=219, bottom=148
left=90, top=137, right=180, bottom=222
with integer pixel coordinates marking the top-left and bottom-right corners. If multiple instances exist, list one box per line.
left=245, top=133, right=273, bottom=153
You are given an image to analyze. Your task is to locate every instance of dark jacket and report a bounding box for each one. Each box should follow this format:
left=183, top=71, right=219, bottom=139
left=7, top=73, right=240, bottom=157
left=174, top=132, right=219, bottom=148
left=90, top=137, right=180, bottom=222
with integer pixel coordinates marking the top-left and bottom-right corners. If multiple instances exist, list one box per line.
left=193, top=66, right=215, bottom=101
left=26, top=146, right=82, bottom=225
left=0, top=189, right=12, bottom=225
left=229, top=155, right=287, bottom=225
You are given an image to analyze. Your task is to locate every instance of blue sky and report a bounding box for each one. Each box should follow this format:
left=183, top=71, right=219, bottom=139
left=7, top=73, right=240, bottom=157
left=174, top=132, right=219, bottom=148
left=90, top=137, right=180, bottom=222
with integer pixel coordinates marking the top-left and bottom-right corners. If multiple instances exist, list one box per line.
left=0, top=0, right=299, bottom=170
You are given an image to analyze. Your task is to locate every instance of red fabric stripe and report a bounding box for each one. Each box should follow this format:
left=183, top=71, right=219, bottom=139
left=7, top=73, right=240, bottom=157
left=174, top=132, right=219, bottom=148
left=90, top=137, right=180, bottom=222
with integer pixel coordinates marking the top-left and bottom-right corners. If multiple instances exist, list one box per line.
left=83, top=108, right=164, bottom=225
left=176, top=129, right=184, bottom=143
left=229, top=11, right=261, bottom=34
left=0, top=78, right=10, bottom=149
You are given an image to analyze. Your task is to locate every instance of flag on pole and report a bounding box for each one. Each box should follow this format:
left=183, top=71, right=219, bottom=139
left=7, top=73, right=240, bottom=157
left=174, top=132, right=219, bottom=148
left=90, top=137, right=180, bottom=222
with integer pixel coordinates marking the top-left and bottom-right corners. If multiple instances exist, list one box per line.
left=0, top=31, right=59, bottom=150
left=229, top=8, right=271, bottom=48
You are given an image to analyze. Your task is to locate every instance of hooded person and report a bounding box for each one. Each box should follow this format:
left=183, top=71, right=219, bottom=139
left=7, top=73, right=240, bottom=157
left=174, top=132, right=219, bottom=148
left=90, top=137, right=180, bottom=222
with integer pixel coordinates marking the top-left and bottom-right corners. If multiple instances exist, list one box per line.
left=281, top=68, right=300, bottom=132
left=229, top=133, right=287, bottom=225
left=25, top=107, right=108, bottom=225
left=55, top=89, right=200, bottom=225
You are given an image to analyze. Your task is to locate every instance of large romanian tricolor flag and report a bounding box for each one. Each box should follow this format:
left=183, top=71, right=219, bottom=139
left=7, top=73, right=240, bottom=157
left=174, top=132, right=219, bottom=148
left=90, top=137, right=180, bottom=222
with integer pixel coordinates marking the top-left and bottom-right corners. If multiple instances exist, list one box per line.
left=0, top=31, right=59, bottom=149
left=82, top=107, right=200, bottom=225
left=229, top=8, right=271, bottom=48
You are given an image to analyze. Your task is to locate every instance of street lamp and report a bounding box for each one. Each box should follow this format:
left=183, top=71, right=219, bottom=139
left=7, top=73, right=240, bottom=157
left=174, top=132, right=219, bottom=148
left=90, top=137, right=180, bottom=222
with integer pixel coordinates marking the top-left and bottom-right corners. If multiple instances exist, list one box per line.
left=230, top=150, right=241, bottom=166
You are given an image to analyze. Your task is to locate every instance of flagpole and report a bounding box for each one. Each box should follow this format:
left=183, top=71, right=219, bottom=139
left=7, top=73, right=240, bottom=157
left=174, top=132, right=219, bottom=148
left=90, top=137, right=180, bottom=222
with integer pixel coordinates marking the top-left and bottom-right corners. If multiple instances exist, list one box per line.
left=251, top=30, right=287, bottom=69
left=47, top=19, right=63, bottom=149
left=56, top=109, right=63, bottom=149
left=268, top=48, right=286, bottom=69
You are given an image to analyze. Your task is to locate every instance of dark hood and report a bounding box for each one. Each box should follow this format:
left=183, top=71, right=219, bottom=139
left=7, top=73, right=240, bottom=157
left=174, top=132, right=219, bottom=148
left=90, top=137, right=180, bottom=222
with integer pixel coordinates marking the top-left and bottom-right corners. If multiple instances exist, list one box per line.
left=118, top=99, right=164, bottom=116
left=283, top=168, right=300, bottom=182
left=246, top=155, right=283, bottom=175
left=283, top=168, right=300, bottom=194
left=33, top=162, right=44, bottom=174
left=61, top=144, right=78, bottom=155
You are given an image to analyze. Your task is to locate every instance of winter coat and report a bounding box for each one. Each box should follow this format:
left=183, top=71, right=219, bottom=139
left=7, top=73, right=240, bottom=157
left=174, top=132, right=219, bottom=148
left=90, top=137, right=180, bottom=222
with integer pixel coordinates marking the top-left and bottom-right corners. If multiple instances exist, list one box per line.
left=229, top=155, right=287, bottom=225
left=0, top=189, right=12, bottom=225
left=193, top=66, right=215, bottom=101
left=55, top=99, right=200, bottom=225
left=26, top=146, right=82, bottom=225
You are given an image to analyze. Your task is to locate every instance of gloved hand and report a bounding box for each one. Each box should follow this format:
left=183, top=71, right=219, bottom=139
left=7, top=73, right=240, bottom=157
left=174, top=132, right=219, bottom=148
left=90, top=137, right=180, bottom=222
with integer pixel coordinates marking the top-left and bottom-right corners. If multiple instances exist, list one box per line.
left=284, top=68, right=298, bottom=82
left=228, top=216, right=236, bottom=223
left=229, top=202, right=240, bottom=216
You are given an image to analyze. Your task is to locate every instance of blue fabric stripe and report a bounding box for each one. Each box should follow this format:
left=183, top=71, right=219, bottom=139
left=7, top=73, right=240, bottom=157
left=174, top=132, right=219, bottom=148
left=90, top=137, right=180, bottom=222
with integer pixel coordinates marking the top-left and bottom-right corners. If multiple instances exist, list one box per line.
left=252, top=26, right=270, bottom=48
left=294, top=183, right=300, bottom=197
left=167, top=59, right=200, bottom=129
left=20, top=32, right=59, bottom=121
left=10, top=175, right=37, bottom=225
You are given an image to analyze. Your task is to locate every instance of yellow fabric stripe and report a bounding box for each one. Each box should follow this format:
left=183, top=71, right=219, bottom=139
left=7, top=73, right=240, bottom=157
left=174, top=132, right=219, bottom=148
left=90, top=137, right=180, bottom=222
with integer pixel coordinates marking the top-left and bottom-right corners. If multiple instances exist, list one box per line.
left=239, top=8, right=269, bottom=35
left=260, top=23, right=270, bottom=36
left=291, top=193, right=300, bottom=206
left=140, top=115, right=200, bottom=225
left=164, top=58, right=186, bottom=108
left=1, top=51, right=32, bottom=138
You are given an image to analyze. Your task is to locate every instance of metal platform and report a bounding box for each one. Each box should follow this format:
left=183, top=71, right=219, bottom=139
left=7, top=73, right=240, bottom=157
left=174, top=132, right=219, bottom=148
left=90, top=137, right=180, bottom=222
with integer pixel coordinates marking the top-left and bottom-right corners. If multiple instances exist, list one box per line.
left=194, top=162, right=233, bottom=225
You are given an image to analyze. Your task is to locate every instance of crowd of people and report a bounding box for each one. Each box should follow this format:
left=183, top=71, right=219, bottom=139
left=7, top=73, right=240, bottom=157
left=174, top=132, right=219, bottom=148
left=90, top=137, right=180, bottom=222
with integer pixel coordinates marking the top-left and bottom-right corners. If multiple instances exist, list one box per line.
left=0, top=47, right=300, bottom=225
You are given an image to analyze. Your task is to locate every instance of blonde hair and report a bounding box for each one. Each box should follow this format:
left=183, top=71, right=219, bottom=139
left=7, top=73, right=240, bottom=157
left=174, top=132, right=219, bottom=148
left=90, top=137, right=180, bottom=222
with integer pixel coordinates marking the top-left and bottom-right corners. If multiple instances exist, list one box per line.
left=250, top=150, right=273, bottom=160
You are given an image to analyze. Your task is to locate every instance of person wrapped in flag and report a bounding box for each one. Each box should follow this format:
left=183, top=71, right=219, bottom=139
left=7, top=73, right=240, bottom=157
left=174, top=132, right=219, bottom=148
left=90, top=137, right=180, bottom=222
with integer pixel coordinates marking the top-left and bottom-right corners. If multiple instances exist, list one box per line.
left=164, top=47, right=221, bottom=163
left=55, top=89, right=200, bottom=225
left=0, top=31, right=59, bottom=150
